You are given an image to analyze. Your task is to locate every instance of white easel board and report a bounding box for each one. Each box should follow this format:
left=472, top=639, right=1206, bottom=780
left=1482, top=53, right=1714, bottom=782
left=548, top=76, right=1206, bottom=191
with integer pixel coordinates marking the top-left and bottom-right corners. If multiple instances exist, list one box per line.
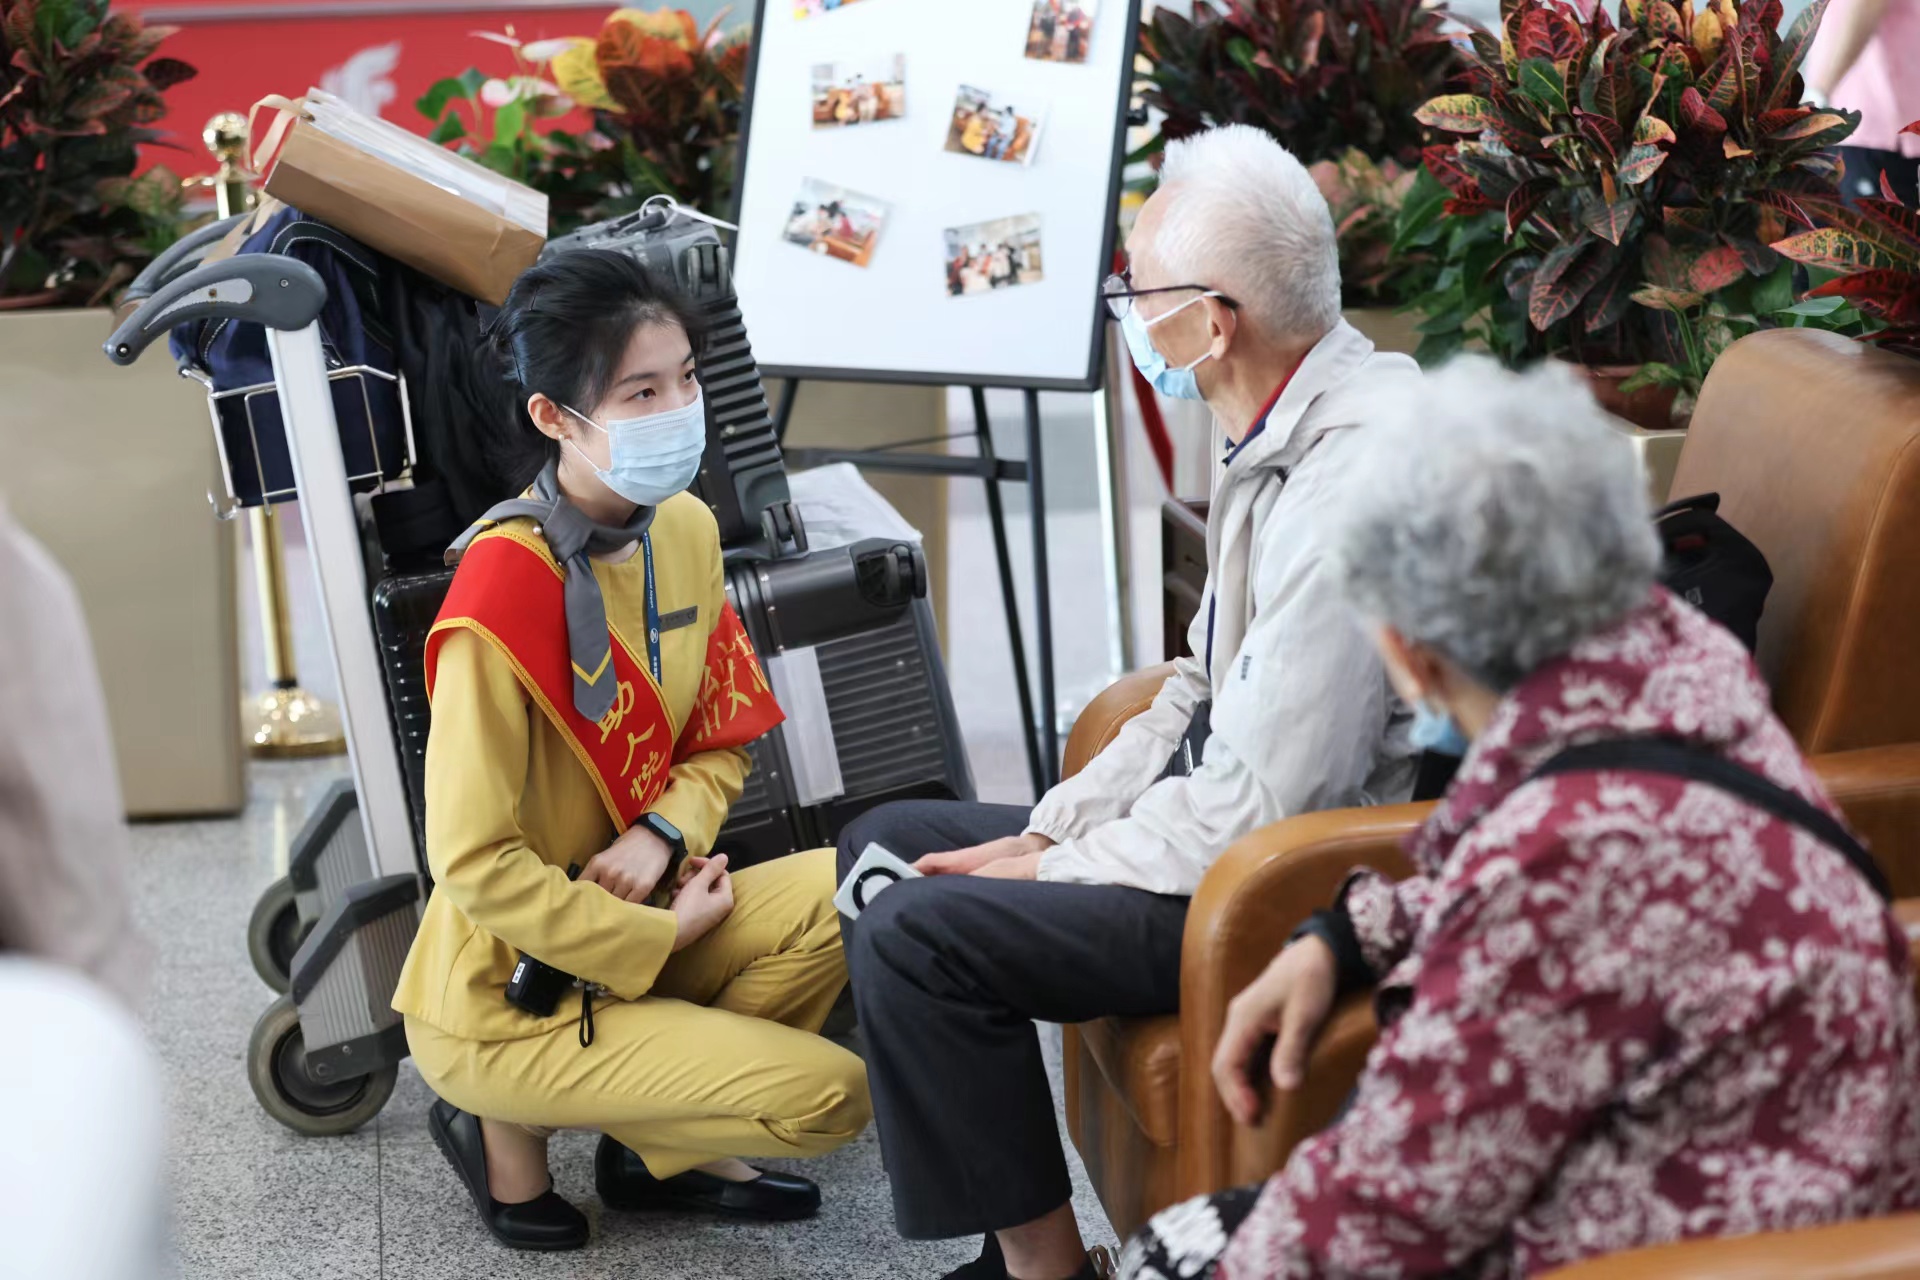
left=732, top=0, right=1139, bottom=391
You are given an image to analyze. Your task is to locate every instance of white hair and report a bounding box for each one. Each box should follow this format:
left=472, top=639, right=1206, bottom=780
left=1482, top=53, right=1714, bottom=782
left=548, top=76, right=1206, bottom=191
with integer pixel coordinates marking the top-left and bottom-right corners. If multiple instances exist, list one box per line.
left=1329, top=357, right=1662, bottom=691
left=1154, top=124, right=1341, bottom=342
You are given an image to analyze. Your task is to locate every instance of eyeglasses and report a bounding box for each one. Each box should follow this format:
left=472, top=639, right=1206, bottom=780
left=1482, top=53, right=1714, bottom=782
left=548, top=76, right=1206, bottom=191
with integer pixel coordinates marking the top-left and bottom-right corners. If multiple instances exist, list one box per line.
left=1101, top=272, right=1240, bottom=321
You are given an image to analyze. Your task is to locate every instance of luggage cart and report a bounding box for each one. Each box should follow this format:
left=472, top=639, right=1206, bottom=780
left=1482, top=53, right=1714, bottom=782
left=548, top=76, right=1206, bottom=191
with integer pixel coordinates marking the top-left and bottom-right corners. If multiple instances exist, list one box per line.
left=108, top=253, right=423, bottom=1136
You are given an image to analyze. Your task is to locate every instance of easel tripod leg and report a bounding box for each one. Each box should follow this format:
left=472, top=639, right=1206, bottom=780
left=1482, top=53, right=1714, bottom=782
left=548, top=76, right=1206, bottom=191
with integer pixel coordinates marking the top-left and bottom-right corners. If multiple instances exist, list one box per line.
left=972, top=387, right=1046, bottom=801
left=1024, top=388, right=1059, bottom=788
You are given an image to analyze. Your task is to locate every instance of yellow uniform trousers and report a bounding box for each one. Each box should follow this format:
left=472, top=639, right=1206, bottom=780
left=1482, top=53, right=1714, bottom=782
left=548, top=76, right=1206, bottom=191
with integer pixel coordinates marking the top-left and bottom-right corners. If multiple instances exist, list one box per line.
left=405, top=848, right=870, bottom=1179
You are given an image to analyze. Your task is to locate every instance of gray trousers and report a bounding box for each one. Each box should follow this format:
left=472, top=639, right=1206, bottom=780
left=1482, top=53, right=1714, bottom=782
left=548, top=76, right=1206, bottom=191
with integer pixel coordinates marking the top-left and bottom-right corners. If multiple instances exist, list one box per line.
left=837, top=799, right=1190, bottom=1240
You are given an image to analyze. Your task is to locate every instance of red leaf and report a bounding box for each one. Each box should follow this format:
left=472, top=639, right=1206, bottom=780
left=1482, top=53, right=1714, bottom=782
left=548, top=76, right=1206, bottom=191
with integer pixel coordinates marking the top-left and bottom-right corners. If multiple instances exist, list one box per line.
left=1687, top=243, right=1747, bottom=292
left=1765, top=0, right=1829, bottom=111
left=1584, top=195, right=1639, bottom=244
left=1530, top=242, right=1616, bottom=330
left=1680, top=87, right=1728, bottom=137
left=1422, top=143, right=1482, bottom=198
left=1884, top=170, right=1901, bottom=203
left=1756, top=107, right=1811, bottom=134
left=1507, top=178, right=1553, bottom=234
left=1805, top=271, right=1920, bottom=322
left=1517, top=6, right=1583, bottom=61
left=142, top=57, right=195, bottom=91
left=1903, top=120, right=1920, bottom=136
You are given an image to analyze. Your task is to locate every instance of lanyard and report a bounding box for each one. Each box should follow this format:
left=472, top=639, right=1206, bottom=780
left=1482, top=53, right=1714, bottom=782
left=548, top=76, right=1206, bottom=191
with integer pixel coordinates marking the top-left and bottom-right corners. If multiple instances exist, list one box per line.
left=641, top=531, right=662, bottom=684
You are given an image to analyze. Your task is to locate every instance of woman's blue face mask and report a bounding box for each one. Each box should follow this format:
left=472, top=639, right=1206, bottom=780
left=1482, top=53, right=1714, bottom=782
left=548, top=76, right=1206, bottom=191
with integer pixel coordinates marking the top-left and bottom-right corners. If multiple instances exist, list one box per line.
left=565, top=390, right=708, bottom=508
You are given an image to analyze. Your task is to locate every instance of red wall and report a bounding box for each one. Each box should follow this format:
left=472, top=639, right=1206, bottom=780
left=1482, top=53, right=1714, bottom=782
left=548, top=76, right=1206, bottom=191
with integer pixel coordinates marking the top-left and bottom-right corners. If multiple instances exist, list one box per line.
left=115, top=1, right=611, bottom=172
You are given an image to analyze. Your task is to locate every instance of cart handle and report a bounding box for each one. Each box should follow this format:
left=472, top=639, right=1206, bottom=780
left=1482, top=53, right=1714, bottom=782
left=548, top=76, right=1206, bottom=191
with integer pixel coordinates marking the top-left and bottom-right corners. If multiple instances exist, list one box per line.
left=104, top=256, right=328, bottom=367
left=121, top=212, right=251, bottom=305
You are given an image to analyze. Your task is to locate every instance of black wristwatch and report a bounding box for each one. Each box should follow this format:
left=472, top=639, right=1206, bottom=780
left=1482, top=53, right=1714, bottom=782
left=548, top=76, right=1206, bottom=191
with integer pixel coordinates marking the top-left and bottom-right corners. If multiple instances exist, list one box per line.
left=641, top=812, right=688, bottom=903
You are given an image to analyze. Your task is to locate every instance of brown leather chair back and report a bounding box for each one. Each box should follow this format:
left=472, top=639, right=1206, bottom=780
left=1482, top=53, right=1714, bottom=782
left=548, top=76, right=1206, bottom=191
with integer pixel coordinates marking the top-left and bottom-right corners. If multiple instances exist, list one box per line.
left=1675, top=330, right=1920, bottom=755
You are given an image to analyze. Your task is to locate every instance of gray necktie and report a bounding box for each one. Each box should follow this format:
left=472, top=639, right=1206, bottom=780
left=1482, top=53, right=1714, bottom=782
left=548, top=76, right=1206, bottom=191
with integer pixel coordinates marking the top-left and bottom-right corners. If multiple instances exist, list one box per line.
left=446, top=462, right=655, bottom=723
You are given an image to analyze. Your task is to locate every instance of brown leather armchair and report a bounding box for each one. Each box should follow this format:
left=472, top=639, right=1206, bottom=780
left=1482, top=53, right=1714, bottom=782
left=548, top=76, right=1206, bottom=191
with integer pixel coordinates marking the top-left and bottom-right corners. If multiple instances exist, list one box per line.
left=1061, top=328, right=1920, bottom=1243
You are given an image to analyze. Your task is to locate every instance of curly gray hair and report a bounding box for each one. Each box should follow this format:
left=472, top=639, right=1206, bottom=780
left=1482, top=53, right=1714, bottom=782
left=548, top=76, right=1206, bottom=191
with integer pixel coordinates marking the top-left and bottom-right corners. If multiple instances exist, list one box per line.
left=1330, top=357, right=1662, bottom=691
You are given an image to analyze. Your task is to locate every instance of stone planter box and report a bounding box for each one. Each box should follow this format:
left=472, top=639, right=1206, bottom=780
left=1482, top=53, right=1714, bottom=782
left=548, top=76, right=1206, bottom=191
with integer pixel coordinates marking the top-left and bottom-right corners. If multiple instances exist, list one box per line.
left=0, top=307, right=244, bottom=818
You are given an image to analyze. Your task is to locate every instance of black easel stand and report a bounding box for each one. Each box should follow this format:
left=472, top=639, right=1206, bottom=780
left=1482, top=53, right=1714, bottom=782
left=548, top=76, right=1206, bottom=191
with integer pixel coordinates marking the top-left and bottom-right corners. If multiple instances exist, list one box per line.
left=780, top=381, right=1058, bottom=797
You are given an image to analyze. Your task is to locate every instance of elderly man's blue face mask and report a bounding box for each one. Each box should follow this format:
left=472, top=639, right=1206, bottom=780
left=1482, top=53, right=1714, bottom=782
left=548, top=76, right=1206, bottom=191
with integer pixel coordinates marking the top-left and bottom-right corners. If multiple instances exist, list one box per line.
left=1121, top=293, right=1222, bottom=401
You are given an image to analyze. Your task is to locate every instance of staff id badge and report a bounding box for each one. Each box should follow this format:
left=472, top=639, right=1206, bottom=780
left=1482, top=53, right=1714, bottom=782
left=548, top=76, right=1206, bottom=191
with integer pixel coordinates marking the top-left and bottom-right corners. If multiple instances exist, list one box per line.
left=834, top=843, right=923, bottom=919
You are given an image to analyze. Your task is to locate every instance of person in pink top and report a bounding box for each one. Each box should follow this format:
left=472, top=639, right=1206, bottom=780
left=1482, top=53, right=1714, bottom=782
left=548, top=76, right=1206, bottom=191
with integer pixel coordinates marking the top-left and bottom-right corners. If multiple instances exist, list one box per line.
left=1810, top=0, right=1920, bottom=205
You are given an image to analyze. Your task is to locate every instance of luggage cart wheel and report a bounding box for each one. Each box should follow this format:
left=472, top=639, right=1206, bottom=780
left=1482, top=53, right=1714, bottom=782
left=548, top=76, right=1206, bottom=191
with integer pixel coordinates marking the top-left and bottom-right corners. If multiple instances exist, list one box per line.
left=246, top=877, right=310, bottom=994
left=247, top=994, right=396, bottom=1137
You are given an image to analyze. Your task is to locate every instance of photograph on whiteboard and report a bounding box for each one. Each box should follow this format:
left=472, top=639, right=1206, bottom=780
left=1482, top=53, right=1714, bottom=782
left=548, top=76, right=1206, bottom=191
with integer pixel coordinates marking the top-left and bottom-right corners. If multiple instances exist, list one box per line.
left=942, top=86, right=1044, bottom=166
left=1023, top=0, right=1097, bottom=63
left=784, top=179, right=891, bottom=269
left=944, top=214, right=1045, bottom=297
left=812, top=55, right=908, bottom=128
left=794, top=0, right=873, bottom=18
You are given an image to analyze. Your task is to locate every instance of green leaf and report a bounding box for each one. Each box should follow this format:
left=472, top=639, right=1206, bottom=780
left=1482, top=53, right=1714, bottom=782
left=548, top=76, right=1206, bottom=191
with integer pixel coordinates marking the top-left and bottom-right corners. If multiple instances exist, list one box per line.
left=459, top=67, right=487, bottom=101
left=1779, top=295, right=1850, bottom=317
left=417, top=74, right=478, bottom=122
left=428, top=114, right=467, bottom=145
left=1518, top=58, right=1568, bottom=116
left=1415, top=95, right=1499, bottom=133
left=494, top=97, right=528, bottom=145
left=1753, top=261, right=1796, bottom=314
left=1225, top=35, right=1259, bottom=78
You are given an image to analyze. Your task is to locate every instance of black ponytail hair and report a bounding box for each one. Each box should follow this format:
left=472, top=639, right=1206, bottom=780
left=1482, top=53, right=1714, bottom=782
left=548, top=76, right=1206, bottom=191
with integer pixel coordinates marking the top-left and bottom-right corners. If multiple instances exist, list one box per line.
left=468, top=249, right=710, bottom=499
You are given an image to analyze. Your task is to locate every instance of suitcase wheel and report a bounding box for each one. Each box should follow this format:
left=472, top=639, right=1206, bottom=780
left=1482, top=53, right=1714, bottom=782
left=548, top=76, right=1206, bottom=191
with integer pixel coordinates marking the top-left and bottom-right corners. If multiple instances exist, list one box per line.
left=247, top=994, right=396, bottom=1137
left=246, top=876, right=310, bottom=995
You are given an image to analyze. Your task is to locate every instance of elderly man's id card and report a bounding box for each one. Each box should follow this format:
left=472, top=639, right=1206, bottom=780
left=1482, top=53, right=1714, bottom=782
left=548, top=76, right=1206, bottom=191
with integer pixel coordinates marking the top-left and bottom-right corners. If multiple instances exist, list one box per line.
left=834, top=843, right=923, bottom=919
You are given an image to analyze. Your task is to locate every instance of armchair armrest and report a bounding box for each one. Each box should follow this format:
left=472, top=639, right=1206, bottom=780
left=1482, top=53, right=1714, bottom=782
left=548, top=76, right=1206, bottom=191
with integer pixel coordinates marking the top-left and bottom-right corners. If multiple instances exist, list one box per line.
left=1811, top=743, right=1920, bottom=897
left=1176, top=801, right=1431, bottom=1192
left=1063, top=663, right=1175, bottom=780
left=1537, top=1213, right=1920, bottom=1279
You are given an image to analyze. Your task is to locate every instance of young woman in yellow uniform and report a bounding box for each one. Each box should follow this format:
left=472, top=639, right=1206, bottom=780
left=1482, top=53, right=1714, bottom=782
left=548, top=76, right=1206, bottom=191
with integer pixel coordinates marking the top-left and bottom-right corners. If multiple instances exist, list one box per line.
left=390, top=250, right=870, bottom=1252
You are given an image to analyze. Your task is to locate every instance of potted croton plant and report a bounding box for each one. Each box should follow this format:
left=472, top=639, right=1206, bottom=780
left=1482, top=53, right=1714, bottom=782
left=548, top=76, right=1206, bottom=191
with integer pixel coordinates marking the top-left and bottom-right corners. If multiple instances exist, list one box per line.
left=1771, top=121, right=1920, bottom=356
left=1411, top=0, right=1859, bottom=427
left=1, top=0, right=195, bottom=308
left=1138, top=0, right=1468, bottom=327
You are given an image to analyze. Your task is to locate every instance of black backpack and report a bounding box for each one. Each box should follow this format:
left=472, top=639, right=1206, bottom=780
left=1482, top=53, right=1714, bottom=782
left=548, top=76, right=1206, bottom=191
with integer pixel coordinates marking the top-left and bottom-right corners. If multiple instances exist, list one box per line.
left=1408, top=494, right=1776, bottom=802
left=1654, top=492, right=1773, bottom=654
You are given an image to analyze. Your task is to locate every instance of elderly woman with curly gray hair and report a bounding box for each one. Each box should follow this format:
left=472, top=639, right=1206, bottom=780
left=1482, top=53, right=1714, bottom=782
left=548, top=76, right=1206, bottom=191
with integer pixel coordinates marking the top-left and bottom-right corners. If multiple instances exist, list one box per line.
left=1121, top=357, right=1920, bottom=1280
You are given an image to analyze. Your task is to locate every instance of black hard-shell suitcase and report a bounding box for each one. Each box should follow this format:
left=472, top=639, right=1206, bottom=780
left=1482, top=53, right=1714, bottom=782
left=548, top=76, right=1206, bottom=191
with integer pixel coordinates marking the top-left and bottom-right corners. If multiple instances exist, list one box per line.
left=718, top=538, right=974, bottom=866
left=371, top=569, right=455, bottom=860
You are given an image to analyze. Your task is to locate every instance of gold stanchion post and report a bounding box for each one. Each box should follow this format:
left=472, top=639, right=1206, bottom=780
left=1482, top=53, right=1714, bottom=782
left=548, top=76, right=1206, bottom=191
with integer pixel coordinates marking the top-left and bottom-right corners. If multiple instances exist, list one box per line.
left=195, top=112, right=346, bottom=759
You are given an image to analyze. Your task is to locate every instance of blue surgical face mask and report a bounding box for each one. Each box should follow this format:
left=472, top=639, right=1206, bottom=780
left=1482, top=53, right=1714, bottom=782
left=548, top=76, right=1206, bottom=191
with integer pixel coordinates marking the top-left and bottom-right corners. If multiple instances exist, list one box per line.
left=565, top=390, right=707, bottom=508
left=1410, top=699, right=1470, bottom=758
left=1120, top=294, right=1219, bottom=402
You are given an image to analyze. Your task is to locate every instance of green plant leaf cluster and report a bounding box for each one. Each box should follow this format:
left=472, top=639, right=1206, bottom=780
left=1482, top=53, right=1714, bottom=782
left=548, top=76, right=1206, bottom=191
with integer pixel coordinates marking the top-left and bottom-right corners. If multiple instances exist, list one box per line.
left=1771, top=127, right=1920, bottom=356
left=1412, top=0, right=1861, bottom=387
left=1, top=0, right=198, bottom=303
left=1139, top=0, right=1469, bottom=170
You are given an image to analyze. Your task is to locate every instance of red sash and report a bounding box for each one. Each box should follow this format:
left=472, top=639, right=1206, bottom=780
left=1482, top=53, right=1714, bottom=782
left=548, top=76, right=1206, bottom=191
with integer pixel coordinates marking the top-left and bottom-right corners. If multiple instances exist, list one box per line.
left=425, top=529, right=784, bottom=833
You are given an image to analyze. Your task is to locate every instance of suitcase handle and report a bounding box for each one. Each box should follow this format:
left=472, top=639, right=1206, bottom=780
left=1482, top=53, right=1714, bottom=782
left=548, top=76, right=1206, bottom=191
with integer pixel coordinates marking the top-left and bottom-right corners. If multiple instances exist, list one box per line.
left=104, top=256, right=328, bottom=367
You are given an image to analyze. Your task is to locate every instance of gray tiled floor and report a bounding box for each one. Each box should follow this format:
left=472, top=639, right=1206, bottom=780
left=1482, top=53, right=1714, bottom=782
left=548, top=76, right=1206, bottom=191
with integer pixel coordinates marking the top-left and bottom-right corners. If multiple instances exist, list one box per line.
left=134, top=757, right=1119, bottom=1277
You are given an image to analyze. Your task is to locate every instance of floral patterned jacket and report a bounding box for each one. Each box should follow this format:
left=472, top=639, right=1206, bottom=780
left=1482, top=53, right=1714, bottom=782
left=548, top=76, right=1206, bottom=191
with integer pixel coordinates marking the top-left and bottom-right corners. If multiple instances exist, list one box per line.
left=1218, top=589, right=1920, bottom=1279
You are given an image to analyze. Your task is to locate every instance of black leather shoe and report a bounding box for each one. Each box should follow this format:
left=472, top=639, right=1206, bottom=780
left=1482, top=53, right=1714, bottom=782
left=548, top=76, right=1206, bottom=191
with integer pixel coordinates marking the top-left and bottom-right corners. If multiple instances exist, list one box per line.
left=940, top=1234, right=1006, bottom=1279
left=594, top=1135, right=822, bottom=1220
left=427, top=1100, right=588, bottom=1251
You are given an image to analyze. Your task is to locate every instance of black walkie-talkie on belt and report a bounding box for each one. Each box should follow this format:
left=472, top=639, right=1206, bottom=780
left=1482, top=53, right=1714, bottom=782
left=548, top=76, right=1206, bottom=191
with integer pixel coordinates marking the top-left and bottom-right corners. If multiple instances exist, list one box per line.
left=504, top=863, right=583, bottom=1018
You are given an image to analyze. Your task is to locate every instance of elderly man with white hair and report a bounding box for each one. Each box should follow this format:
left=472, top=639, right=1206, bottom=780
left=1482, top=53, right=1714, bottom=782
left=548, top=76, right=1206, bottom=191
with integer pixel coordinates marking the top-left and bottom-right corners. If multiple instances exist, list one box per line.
left=1121, top=358, right=1920, bottom=1279
left=833, top=124, right=1422, bottom=1280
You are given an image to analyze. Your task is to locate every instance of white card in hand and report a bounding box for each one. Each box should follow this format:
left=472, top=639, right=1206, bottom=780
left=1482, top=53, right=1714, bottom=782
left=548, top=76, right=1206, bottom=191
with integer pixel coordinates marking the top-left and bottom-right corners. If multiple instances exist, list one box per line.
left=834, top=843, right=923, bottom=919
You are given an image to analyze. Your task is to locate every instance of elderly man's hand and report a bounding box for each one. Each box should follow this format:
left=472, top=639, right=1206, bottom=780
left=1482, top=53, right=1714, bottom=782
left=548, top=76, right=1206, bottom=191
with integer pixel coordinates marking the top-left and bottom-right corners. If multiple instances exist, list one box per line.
left=916, top=832, right=1053, bottom=876
left=1212, top=935, right=1338, bottom=1127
